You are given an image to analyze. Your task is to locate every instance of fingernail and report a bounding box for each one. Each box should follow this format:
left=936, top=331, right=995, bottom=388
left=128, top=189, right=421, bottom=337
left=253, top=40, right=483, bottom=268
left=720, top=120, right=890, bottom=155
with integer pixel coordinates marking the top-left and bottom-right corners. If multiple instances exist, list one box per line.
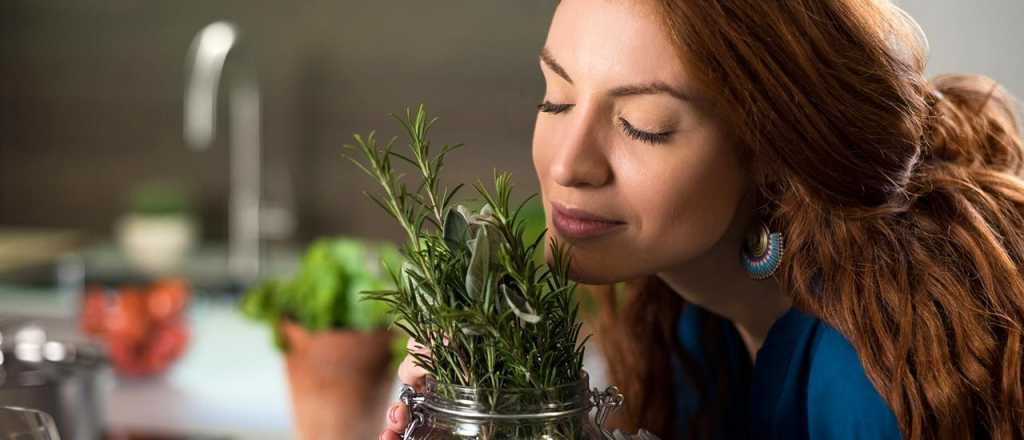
left=388, top=405, right=399, bottom=423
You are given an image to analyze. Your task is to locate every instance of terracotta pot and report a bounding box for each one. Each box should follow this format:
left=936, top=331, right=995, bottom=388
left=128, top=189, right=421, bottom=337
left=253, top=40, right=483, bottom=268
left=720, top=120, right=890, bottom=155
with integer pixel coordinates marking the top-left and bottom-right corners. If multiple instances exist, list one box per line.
left=281, top=321, right=393, bottom=440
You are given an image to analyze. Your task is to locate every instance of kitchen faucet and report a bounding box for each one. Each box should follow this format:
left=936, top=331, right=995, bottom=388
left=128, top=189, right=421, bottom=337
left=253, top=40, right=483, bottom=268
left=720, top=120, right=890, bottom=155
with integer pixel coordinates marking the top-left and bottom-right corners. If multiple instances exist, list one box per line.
left=183, top=21, right=266, bottom=286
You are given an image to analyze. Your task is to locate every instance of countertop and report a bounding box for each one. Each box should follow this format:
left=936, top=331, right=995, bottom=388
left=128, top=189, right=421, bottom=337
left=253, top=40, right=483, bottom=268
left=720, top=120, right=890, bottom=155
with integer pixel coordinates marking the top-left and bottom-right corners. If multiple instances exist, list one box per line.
left=0, top=286, right=296, bottom=440
left=0, top=284, right=610, bottom=440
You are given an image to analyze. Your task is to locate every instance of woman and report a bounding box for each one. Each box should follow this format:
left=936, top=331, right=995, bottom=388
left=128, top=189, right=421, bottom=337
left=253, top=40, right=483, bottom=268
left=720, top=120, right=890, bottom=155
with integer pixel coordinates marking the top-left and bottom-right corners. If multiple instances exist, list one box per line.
left=381, top=0, right=1024, bottom=438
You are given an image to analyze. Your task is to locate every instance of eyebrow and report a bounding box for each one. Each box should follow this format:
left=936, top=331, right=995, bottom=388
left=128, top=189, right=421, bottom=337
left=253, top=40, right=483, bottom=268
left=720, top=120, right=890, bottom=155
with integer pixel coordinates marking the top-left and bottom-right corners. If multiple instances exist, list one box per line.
left=539, top=47, right=691, bottom=102
left=609, top=82, right=691, bottom=102
left=539, top=47, right=573, bottom=84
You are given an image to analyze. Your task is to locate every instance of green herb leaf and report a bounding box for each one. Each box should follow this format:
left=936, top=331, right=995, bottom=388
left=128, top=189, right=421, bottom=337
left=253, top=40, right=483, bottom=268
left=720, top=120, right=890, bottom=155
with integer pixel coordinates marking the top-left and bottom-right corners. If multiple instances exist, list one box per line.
left=501, top=283, right=541, bottom=324
left=238, top=238, right=398, bottom=351
left=465, top=226, right=490, bottom=300
left=347, top=105, right=586, bottom=392
left=443, top=207, right=469, bottom=250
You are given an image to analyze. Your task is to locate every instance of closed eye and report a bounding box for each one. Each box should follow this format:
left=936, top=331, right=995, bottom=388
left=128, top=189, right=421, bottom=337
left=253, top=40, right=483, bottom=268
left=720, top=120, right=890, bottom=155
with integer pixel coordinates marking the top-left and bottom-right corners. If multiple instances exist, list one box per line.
left=618, top=117, right=675, bottom=145
left=537, top=101, right=574, bottom=115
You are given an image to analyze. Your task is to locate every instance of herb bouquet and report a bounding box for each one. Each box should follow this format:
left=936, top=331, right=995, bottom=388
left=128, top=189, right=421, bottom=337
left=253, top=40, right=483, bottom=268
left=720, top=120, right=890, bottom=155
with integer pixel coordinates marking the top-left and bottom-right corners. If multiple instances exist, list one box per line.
left=347, top=106, right=655, bottom=440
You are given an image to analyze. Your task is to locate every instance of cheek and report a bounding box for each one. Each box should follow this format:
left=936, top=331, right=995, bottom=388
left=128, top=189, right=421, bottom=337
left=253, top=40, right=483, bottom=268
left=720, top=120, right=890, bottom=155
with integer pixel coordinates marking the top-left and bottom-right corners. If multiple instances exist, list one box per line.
left=533, top=115, right=564, bottom=217
left=531, top=112, right=746, bottom=283
left=533, top=126, right=559, bottom=280
left=623, top=137, right=746, bottom=270
left=531, top=116, right=552, bottom=187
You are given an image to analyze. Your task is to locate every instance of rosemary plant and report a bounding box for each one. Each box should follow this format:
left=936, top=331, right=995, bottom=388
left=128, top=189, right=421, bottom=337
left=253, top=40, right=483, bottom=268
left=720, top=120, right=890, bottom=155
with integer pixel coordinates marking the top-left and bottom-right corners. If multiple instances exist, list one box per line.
left=345, top=105, right=586, bottom=395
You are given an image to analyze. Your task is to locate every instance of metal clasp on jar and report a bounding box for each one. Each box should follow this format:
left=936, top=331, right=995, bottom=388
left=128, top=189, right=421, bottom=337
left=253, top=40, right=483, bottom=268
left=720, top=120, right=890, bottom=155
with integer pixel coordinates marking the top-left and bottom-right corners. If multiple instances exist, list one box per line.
left=399, top=385, right=426, bottom=439
left=591, top=385, right=624, bottom=438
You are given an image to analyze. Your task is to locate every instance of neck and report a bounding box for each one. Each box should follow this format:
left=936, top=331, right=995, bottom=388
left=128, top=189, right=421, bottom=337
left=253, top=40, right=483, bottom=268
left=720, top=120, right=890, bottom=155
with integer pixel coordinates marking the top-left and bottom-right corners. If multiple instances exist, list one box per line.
left=656, top=213, right=792, bottom=362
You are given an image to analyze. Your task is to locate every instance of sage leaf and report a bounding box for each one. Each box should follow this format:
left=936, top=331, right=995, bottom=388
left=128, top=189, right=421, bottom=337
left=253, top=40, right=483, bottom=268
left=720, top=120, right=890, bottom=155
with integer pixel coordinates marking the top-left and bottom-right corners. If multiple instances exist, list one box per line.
left=457, top=204, right=474, bottom=223
left=466, top=226, right=490, bottom=300
left=467, top=203, right=495, bottom=226
left=443, top=207, right=469, bottom=250
left=501, top=283, right=541, bottom=324
left=460, top=323, right=486, bottom=336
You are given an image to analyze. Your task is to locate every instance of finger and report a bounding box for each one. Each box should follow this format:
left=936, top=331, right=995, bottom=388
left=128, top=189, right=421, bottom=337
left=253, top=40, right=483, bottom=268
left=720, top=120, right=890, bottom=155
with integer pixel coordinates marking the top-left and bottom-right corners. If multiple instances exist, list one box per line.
left=406, top=338, right=430, bottom=355
left=398, top=354, right=429, bottom=390
left=379, top=430, right=401, bottom=440
left=384, top=402, right=409, bottom=434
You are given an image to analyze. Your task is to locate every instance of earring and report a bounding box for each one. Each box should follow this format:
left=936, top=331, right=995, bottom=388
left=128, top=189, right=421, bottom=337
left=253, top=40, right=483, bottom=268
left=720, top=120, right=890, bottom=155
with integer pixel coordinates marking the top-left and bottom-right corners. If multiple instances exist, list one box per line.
left=741, top=222, right=784, bottom=280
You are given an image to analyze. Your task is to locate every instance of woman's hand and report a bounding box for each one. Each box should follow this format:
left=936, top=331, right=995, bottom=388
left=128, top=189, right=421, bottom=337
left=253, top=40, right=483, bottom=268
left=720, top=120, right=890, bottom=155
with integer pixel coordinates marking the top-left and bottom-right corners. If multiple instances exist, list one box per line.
left=380, top=339, right=430, bottom=440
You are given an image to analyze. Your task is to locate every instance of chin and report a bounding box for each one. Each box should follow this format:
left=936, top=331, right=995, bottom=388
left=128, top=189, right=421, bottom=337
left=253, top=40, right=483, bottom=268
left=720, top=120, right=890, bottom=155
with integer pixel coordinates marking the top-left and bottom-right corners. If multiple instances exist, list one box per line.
left=544, top=239, right=634, bottom=285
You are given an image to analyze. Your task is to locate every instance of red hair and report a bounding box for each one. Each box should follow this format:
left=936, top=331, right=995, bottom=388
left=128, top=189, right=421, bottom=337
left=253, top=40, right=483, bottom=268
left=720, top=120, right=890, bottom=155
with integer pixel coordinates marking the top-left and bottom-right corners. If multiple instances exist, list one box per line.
left=598, top=1, right=1024, bottom=439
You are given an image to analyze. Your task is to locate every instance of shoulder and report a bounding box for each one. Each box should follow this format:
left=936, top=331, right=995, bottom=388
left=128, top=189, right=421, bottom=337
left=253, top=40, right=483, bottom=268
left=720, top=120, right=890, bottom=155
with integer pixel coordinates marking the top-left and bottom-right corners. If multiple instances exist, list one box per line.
left=804, top=321, right=902, bottom=439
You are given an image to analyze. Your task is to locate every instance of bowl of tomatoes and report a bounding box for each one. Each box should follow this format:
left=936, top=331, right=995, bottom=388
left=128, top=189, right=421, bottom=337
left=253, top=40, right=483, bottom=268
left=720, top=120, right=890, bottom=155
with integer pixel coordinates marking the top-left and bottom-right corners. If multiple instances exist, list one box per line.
left=80, top=278, right=190, bottom=376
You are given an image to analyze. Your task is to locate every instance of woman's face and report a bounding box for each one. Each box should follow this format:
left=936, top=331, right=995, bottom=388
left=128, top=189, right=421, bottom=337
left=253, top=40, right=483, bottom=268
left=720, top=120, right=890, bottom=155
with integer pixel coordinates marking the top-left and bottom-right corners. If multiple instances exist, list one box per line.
left=533, top=0, right=749, bottom=284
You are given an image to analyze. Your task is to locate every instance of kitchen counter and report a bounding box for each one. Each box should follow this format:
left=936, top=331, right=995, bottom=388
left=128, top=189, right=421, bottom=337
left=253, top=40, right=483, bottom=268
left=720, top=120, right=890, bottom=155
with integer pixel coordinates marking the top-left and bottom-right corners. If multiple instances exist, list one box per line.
left=108, top=299, right=292, bottom=439
left=0, top=286, right=295, bottom=440
left=1, top=284, right=611, bottom=440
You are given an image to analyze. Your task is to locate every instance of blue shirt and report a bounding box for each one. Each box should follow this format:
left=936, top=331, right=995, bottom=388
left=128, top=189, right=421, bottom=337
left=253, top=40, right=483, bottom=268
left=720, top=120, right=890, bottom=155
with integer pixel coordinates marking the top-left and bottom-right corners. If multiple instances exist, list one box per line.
left=673, top=305, right=901, bottom=439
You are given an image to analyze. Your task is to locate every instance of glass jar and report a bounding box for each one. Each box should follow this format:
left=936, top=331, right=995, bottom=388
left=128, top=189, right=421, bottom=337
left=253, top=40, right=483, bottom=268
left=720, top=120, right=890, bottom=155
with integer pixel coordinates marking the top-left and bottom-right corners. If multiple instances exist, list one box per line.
left=0, top=407, right=61, bottom=440
left=398, top=371, right=645, bottom=440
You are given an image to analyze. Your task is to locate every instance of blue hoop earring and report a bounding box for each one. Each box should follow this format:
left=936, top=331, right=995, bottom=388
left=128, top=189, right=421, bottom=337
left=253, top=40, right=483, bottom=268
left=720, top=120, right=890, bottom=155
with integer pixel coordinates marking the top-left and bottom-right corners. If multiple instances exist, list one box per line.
left=742, top=223, right=784, bottom=280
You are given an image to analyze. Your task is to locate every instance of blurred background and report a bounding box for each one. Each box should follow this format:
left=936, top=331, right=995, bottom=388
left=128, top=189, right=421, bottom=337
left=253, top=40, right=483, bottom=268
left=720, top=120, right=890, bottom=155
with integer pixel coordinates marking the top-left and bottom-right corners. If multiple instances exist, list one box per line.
left=0, top=1, right=1020, bottom=439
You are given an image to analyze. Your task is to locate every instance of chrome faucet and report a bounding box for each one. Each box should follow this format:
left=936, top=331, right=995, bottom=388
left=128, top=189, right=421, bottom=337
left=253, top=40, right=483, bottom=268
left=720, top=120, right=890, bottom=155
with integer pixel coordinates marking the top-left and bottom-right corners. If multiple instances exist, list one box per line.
left=183, top=21, right=264, bottom=285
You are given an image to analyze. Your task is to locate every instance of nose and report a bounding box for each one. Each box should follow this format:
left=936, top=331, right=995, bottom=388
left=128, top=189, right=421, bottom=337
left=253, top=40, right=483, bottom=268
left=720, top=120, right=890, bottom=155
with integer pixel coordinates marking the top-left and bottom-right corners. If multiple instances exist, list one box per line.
left=549, top=105, right=612, bottom=188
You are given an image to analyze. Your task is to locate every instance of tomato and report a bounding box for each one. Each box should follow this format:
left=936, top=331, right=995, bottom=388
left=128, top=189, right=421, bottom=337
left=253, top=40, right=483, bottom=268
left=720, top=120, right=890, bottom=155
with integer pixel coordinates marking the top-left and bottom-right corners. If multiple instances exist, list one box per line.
left=83, top=279, right=191, bottom=376
left=107, top=338, right=147, bottom=375
left=105, top=288, right=151, bottom=346
left=81, top=286, right=109, bottom=336
left=143, top=322, right=189, bottom=371
left=147, top=278, right=190, bottom=322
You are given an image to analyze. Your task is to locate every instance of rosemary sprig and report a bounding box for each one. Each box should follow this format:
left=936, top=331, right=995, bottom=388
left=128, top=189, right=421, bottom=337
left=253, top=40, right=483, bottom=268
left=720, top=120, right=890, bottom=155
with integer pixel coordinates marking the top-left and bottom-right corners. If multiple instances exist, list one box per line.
left=344, top=105, right=585, bottom=391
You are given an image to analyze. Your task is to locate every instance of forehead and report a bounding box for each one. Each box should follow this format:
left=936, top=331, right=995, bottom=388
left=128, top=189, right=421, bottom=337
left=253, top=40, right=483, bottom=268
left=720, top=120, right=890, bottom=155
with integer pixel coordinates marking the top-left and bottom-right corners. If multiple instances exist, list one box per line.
left=544, top=0, right=686, bottom=86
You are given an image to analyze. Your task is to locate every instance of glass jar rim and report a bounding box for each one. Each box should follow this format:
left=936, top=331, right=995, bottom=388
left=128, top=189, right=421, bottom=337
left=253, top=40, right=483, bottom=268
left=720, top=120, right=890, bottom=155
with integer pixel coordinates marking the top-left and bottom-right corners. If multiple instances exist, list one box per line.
left=420, top=369, right=595, bottom=418
left=424, top=369, right=592, bottom=394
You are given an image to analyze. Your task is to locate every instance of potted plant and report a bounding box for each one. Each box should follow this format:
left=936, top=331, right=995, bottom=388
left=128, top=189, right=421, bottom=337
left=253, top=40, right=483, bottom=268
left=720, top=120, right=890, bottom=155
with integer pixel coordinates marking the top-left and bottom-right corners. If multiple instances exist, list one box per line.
left=116, top=181, right=198, bottom=276
left=241, top=238, right=403, bottom=440
left=346, top=106, right=655, bottom=439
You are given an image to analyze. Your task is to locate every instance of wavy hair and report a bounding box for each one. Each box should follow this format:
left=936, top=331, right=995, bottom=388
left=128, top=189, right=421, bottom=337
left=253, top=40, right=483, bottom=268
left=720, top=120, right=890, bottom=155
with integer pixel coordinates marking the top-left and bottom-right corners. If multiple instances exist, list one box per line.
left=597, top=1, right=1024, bottom=439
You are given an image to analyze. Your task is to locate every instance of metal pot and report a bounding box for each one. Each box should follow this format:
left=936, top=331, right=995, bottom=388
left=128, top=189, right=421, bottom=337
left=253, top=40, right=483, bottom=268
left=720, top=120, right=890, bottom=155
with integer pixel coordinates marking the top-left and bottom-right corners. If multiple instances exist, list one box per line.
left=0, top=322, right=112, bottom=440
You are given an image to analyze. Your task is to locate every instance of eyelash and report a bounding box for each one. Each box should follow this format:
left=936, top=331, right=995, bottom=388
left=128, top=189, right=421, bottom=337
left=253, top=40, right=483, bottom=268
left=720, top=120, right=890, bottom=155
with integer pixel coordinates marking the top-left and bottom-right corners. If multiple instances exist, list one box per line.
left=618, top=117, right=674, bottom=145
left=537, top=101, right=573, bottom=114
left=536, top=101, right=675, bottom=145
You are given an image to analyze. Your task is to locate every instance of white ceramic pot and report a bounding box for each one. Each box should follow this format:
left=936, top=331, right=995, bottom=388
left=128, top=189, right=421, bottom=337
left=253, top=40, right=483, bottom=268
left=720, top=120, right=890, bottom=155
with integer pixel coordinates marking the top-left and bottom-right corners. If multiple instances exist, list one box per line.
left=116, top=214, right=197, bottom=276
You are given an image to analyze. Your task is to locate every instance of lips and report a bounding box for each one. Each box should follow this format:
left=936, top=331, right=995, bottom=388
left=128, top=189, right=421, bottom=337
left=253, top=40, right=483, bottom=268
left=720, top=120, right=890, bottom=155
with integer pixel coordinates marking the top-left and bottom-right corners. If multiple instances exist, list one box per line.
left=550, top=202, right=626, bottom=240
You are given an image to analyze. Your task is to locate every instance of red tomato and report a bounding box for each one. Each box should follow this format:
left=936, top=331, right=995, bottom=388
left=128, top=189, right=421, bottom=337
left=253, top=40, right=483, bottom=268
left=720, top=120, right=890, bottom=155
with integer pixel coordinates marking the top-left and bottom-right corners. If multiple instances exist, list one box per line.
left=97, top=280, right=192, bottom=376
left=147, top=278, right=190, bottom=323
left=108, top=338, right=147, bottom=375
left=143, top=322, right=189, bottom=372
left=106, top=289, right=151, bottom=346
left=80, top=286, right=109, bottom=336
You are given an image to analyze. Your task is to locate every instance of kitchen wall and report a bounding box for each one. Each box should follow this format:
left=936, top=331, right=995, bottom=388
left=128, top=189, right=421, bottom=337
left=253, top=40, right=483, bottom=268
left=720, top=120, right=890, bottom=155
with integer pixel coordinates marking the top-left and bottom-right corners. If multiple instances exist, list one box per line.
left=0, top=1, right=554, bottom=243
left=2, top=1, right=1021, bottom=243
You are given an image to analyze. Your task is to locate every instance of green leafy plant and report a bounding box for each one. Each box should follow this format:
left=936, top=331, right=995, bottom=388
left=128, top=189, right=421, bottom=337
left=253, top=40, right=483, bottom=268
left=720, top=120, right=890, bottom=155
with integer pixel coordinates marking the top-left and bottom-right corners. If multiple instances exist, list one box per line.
left=241, top=237, right=401, bottom=350
left=127, top=181, right=193, bottom=217
left=345, top=105, right=586, bottom=393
